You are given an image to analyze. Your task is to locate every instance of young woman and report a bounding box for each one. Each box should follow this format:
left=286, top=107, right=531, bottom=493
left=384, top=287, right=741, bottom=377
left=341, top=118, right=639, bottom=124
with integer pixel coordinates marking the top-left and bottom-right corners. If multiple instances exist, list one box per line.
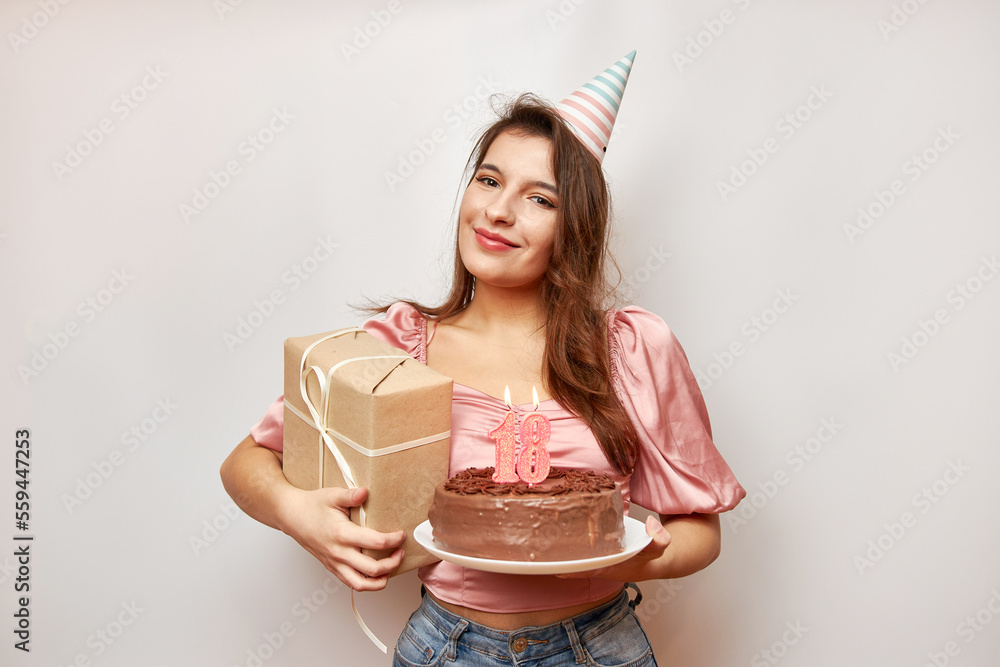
left=221, top=91, right=745, bottom=666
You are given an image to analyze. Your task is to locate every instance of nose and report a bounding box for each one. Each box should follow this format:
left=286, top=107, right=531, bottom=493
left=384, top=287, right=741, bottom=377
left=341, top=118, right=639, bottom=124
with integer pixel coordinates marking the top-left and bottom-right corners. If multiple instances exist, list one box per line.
left=485, top=190, right=516, bottom=226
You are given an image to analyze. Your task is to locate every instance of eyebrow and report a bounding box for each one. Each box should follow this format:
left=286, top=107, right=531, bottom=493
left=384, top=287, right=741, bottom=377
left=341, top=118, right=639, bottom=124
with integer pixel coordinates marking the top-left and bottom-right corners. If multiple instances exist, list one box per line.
left=479, top=163, right=558, bottom=196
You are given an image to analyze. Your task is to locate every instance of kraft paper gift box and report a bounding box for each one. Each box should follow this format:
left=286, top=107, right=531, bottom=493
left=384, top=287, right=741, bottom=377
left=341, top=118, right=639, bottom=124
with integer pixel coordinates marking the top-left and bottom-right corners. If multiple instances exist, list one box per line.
left=282, top=328, right=452, bottom=576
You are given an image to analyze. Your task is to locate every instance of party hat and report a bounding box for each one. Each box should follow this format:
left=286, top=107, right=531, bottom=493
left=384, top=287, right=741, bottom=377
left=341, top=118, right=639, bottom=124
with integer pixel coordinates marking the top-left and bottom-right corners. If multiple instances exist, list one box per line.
left=556, top=50, right=636, bottom=163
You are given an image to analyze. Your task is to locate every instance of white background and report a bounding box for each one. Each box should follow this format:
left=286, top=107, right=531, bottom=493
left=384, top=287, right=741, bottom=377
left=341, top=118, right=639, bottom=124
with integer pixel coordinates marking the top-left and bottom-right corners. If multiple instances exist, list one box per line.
left=2, top=1, right=998, bottom=666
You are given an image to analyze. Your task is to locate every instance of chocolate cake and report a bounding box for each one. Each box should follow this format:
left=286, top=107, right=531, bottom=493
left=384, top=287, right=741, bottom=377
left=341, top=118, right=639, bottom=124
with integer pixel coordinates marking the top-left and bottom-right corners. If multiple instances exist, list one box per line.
left=427, top=467, right=625, bottom=561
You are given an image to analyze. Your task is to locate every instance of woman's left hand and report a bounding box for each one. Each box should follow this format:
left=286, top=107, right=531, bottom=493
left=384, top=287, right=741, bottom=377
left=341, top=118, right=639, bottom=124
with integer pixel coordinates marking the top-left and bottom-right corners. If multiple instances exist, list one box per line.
left=557, top=515, right=672, bottom=582
left=557, top=512, right=722, bottom=582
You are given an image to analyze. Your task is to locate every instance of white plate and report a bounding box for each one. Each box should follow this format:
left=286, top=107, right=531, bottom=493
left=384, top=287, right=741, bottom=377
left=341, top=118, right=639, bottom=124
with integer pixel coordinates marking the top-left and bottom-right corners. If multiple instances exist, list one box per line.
left=413, top=516, right=652, bottom=575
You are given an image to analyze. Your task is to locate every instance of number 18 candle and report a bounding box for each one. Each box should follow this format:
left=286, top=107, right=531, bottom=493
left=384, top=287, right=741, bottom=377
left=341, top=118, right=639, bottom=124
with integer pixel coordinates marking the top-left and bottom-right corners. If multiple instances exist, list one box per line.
left=487, top=386, right=551, bottom=484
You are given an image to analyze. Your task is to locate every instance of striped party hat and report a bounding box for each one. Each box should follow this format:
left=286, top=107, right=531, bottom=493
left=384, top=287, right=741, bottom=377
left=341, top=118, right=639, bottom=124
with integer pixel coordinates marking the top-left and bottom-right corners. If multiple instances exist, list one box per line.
left=556, top=50, right=636, bottom=163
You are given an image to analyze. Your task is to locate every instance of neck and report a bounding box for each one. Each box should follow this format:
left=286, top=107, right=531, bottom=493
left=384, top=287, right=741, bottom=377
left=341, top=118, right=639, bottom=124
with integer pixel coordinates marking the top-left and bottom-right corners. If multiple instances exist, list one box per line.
left=459, top=280, right=547, bottom=335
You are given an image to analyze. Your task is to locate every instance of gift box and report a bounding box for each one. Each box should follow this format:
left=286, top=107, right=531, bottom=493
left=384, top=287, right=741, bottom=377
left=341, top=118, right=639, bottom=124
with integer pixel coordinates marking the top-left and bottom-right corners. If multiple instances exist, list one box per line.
left=282, top=327, right=452, bottom=575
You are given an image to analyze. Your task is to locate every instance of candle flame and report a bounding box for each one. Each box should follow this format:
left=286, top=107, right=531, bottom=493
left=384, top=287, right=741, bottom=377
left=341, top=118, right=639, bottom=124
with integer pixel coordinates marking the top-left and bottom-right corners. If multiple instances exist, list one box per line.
left=504, top=385, right=512, bottom=409
left=532, top=386, right=539, bottom=411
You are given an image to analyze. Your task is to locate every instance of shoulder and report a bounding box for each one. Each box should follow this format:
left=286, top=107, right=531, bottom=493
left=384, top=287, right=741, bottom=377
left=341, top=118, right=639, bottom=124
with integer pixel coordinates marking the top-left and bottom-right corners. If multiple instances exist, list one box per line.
left=607, top=305, right=697, bottom=389
left=362, top=302, right=430, bottom=361
left=607, top=305, right=683, bottom=359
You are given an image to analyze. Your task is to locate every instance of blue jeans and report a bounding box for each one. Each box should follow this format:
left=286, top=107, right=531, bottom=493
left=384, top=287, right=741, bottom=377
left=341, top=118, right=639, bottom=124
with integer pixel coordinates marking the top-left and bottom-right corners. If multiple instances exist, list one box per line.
left=393, top=584, right=657, bottom=666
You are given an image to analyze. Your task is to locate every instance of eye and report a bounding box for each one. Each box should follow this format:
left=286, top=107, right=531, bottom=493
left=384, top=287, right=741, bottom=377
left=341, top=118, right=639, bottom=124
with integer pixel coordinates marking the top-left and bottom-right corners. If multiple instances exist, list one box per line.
left=478, top=176, right=499, bottom=188
left=530, top=195, right=556, bottom=209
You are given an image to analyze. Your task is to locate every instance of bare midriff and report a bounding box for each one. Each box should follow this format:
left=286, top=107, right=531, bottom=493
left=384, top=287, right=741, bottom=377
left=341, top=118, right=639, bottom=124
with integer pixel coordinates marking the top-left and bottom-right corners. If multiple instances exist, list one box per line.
left=428, top=588, right=623, bottom=631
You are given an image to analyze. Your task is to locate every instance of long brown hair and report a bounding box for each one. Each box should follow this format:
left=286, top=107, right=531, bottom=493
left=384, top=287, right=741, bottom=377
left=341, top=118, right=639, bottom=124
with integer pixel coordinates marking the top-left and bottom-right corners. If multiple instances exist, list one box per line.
left=374, top=93, right=639, bottom=475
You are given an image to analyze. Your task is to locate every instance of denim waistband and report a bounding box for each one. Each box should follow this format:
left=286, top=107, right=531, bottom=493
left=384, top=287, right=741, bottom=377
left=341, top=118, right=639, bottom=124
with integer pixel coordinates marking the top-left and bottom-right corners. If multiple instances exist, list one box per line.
left=416, top=584, right=641, bottom=663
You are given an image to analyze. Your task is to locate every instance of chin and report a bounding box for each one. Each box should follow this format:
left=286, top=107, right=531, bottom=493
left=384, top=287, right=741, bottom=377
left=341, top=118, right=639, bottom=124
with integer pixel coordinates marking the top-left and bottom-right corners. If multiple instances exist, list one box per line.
left=460, top=247, right=548, bottom=292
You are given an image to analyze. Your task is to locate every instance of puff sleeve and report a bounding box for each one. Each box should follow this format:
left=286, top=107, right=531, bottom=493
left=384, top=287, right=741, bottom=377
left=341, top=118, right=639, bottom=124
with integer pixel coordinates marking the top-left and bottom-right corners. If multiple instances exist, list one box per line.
left=248, top=302, right=428, bottom=452
left=361, top=301, right=428, bottom=362
left=609, top=306, right=746, bottom=515
left=248, top=396, right=284, bottom=452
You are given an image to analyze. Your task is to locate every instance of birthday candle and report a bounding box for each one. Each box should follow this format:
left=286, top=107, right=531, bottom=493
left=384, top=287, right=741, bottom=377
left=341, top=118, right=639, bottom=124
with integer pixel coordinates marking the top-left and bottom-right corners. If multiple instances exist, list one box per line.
left=488, top=386, right=520, bottom=483
left=515, top=387, right=551, bottom=484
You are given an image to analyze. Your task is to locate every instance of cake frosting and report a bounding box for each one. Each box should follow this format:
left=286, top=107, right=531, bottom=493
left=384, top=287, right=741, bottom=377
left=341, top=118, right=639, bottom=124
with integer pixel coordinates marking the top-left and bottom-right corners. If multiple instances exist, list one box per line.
left=427, top=467, right=625, bottom=562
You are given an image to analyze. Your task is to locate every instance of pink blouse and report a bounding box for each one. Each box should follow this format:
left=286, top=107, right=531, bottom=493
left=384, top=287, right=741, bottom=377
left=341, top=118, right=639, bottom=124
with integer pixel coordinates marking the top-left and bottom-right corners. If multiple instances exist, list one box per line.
left=250, top=302, right=745, bottom=612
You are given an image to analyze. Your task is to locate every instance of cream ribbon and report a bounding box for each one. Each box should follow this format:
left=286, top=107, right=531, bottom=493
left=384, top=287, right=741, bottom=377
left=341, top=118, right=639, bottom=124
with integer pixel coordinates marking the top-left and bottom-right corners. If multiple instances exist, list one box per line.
left=285, top=400, right=449, bottom=458
left=293, top=327, right=450, bottom=653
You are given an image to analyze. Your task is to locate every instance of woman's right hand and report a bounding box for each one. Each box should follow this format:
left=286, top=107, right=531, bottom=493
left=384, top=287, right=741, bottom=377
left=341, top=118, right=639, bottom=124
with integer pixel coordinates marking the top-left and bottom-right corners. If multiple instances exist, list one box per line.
left=277, top=485, right=406, bottom=592
left=221, top=435, right=405, bottom=592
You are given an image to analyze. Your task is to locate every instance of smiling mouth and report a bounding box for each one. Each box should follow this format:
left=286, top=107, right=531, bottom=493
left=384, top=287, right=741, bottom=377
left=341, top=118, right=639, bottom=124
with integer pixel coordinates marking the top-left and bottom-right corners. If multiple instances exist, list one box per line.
left=475, top=228, right=519, bottom=250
